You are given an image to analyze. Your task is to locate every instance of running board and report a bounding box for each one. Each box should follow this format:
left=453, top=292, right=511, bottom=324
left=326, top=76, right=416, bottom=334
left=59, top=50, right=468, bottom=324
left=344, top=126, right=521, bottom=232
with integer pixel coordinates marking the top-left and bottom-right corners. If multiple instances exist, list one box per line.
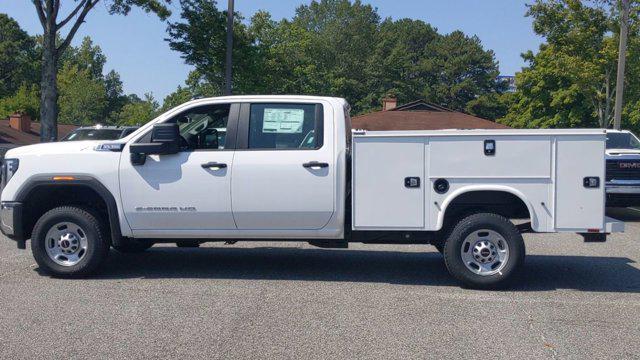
left=308, top=240, right=348, bottom=249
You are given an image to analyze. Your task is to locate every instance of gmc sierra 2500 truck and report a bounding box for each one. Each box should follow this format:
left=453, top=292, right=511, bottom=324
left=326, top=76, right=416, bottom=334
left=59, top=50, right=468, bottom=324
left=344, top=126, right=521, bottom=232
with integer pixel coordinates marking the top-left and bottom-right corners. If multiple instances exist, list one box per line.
left=0, top=96, right=624, bottom=288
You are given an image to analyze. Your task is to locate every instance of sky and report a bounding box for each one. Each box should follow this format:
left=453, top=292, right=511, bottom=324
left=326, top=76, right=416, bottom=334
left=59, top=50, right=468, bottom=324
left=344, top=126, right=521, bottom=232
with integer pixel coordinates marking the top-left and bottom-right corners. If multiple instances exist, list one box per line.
left=0, top=0, right=543, bottom=101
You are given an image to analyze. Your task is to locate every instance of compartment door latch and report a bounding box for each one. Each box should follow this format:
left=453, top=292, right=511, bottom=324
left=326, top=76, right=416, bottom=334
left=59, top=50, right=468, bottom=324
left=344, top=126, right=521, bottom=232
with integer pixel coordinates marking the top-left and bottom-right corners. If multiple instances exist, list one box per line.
left=404, top=177, right=421, bottom=188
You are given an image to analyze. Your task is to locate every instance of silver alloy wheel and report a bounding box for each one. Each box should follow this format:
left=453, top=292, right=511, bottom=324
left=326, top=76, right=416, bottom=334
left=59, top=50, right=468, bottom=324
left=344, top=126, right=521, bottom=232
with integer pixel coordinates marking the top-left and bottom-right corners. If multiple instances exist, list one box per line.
left=44, top=222, right=89, bottom=267
left=460, top=229, right=509, bottom=276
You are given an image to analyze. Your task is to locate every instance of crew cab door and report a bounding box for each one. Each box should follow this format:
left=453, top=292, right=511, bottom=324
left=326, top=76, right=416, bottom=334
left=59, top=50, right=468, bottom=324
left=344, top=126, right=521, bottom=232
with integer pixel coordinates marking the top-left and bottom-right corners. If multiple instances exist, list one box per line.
left=119, top=103, right=238, bottom=233
left=231, top=102, right=335, bottom=230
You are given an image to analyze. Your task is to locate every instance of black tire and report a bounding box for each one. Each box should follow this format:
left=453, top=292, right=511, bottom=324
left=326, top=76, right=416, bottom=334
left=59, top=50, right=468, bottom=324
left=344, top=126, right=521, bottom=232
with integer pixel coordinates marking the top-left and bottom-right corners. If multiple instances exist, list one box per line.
left=176, top=240, right=200, bottom=248
left=31, top=206, right=110, bottom=277
left=112, top=239, right=154, bottom=253
left=443, top=213, right=525, bottom=289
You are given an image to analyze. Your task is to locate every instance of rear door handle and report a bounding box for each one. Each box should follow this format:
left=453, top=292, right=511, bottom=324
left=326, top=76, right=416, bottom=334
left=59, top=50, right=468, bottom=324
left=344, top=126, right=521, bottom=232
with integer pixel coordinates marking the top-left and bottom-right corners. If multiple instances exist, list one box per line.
left=201, top=162, right=227, bottom=169
left=303, top=161, right=329, bottom=168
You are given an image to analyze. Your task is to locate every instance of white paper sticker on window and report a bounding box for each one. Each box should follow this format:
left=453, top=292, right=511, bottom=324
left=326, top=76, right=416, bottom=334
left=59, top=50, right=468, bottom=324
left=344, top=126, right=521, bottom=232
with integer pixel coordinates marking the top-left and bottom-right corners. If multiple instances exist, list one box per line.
left=262, top=108, right=305, bottom=133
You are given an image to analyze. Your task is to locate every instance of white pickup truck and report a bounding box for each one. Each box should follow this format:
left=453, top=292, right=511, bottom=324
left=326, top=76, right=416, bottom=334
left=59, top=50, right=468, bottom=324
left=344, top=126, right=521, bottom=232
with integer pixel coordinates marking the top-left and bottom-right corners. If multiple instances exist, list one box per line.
left=0, top=96, right=624, bottom=288
left=605, top=129, right=640, bottom=207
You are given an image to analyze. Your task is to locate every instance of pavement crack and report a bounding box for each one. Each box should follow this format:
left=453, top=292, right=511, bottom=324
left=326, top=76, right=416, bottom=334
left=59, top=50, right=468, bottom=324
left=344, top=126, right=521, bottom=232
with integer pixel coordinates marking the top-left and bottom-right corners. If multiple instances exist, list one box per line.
left=524, top=304, right=558, bottom=359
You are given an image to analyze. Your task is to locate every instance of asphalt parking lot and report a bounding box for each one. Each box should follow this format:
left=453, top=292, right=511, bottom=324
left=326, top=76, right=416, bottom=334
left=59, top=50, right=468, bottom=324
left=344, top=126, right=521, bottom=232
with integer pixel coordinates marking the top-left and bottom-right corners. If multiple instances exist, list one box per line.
left=1, top=209, right=640, bottom=359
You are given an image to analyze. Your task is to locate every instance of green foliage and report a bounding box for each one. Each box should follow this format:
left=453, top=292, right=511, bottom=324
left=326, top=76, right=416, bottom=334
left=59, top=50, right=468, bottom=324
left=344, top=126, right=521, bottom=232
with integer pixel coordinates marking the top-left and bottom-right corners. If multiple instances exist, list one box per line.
left=421, top=31, right=504, bottom=112
left=0, top=14, right=136, bottom=125
left=167, top=0, right=257, bottom=95
left=161, top=85, right=193, bottom=112
left=0, top=83, right=40, bottom=119
left=359, top=18, right=438, bottom=112
left=466, top=93, right=514, bottom=121
left=0, top=14, right=38, bottom=98
left=57, top=63, right=107, bottom=125
left=61, top=37, right=107, bottom=80
left=167, top=0, right=504, bottom=115
left=114, top=93, right=159, bottom=126
left=108, top=0, right=172, bottom=19
left=500, top=0, right=640, bottom=131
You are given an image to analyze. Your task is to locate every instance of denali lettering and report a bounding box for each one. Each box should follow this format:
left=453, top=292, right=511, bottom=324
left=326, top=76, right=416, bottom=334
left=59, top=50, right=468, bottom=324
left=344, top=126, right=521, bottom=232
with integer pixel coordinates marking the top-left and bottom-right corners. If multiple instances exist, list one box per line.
left=619, top=162, right=640, bottom=169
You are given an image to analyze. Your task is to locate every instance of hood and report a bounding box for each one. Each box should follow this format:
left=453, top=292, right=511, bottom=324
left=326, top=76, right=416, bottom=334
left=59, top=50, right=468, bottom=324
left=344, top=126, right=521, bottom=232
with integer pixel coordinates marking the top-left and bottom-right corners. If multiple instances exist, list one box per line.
left=606, top=148, right=640, bottom=161
left=606, top=148, right=640, bottom=155
left=4, top=140, right=110, bottom=158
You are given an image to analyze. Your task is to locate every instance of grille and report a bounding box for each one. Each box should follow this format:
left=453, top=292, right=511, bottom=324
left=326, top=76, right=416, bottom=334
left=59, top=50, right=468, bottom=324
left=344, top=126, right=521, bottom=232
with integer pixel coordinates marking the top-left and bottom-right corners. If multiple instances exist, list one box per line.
left=606, top=160, right=640, bottom=181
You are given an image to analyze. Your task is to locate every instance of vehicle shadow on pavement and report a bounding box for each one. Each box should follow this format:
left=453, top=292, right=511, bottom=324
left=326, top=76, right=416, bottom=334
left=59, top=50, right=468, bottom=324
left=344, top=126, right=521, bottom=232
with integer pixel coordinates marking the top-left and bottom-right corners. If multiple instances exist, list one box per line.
left=69, top=246, right=640, bottom=293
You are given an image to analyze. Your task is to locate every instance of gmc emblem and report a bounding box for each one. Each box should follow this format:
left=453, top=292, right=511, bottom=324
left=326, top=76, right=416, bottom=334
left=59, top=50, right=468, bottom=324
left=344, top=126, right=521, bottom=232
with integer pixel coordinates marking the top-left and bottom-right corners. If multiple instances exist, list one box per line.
left=619, top=162, right=640, bottom=169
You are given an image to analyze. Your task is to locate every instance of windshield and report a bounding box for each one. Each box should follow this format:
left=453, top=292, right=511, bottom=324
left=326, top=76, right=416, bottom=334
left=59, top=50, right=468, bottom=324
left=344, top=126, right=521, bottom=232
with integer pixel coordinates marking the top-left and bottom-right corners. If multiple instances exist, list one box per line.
left=62, top=129, right=123, bottom=141
left=606, top=132, right=640, bottom=150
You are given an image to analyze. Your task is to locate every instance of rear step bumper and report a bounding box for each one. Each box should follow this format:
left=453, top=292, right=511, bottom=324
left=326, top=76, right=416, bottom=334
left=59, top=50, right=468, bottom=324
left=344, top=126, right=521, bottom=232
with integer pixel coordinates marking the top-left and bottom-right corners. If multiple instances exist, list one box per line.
left=579, top=216, right=625, bottom=242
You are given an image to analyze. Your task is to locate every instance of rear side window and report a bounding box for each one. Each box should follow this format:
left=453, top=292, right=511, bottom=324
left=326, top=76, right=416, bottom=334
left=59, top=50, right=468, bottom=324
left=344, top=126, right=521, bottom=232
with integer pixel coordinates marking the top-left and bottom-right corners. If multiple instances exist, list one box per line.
left=248, top=103, right=323, bottom=150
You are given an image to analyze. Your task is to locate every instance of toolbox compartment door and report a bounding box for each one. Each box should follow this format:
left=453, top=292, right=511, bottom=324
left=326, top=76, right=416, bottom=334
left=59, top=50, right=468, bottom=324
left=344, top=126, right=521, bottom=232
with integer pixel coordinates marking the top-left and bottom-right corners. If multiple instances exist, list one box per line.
left=555, top=136, right=606, bottom=230
left=352, top=137, right=425, bottom=229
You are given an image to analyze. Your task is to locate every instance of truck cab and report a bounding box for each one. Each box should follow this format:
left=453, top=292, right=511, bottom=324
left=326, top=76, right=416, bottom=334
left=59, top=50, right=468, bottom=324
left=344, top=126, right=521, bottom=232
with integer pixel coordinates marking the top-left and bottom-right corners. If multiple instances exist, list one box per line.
left=605, top=129, right=640, bottom=207
left=0, top=96, right=624, bottom=289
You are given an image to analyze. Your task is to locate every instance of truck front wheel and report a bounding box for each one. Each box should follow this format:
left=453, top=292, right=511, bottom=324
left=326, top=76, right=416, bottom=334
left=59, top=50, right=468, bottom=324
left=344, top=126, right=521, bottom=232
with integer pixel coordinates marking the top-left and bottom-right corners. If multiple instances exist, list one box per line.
left=31, top=206, right=110, bottom=277
left=443, top=213, right=525, bottom=289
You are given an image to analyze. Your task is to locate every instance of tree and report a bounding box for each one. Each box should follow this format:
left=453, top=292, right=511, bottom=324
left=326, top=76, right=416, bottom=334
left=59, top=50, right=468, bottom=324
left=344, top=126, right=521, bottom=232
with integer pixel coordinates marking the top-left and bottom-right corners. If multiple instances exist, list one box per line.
left=360, top=18, right=439, bottom=112
left=0, top=83, right=40, bottom=120
left=62, top=36, right=107, bottom=80
left=167, top=0, right=257, bottom=95
left=466, top=93, right=513, bottom=121
left=166, top=0, right=504, bottom=115
left=57, top=63, right=107, bottom=125
left=114, top=93, right=159, bottom=125
left=292, top=0, right=380, bottom=111
left=0, top=14, right=38, bottom=98
left=32, top=0, right=171, bottom=141
left=501, top=0, right=640, bottom=130
left=103, top=70, right=128, bottom=121
left=161, top=85, right=193, bottom=112
left=420, top=31, right=504, bottom=112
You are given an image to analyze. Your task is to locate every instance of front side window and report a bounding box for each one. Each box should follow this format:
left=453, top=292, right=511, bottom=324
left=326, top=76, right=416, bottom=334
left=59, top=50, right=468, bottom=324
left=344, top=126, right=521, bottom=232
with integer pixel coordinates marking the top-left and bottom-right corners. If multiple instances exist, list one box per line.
left=248, top=103, right=322, bottom=150
left=168, top=104, right=230, bottom=150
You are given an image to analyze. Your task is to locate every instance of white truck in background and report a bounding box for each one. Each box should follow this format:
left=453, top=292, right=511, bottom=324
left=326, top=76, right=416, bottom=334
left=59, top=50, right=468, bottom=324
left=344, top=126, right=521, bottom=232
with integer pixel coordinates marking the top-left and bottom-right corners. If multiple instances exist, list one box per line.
left=0, top=96, right=624, bottom=289
left=605, top=129, right=640, bottom=207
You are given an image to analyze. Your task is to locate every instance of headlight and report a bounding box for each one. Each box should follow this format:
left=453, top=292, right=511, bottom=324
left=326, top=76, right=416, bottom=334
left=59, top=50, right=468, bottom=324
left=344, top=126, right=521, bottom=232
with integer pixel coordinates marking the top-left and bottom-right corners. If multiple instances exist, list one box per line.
left=1, top=158, right=19, bottom=188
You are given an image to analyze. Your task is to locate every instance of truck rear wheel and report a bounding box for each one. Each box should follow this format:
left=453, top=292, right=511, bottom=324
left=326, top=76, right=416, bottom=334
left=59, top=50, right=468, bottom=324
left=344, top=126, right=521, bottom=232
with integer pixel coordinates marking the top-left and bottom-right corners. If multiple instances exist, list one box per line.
left=31, top=206, right=110, bottom=277
left=443, top=213, right=525, bottom=289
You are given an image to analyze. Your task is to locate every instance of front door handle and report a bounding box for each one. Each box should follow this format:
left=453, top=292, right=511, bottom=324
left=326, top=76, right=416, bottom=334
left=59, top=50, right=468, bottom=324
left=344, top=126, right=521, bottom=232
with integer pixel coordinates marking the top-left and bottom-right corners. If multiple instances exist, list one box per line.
left=303, top=161, right=329, bottom=169
left=201, top=162, right=227, bottom=169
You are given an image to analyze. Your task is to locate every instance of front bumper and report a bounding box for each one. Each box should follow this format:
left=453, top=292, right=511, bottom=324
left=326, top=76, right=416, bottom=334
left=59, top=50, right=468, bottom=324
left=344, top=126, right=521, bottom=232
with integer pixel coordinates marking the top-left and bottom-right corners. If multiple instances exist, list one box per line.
left=0, top=202, right=25, bottom=248
left=605, top=182, right=640, bottom=207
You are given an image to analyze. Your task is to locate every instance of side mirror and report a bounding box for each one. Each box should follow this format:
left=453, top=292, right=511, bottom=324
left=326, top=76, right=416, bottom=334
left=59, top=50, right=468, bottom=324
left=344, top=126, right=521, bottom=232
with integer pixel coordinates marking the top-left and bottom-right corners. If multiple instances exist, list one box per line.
left=129, top=123, right=180, bottom=165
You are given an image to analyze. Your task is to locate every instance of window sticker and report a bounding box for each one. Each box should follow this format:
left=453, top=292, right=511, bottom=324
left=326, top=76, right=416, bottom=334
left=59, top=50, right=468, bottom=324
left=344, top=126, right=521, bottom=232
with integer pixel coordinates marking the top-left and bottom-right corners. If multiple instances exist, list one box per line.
left=262, top=108, right=305, bottom=133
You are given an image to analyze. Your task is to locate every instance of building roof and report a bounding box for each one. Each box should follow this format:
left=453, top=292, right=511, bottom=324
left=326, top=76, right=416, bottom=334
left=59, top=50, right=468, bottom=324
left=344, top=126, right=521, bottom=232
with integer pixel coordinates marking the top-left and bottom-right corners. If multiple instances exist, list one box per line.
left=0, top=120, right=77, bottom=146
left=352, top=100, right=509, bottom=131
